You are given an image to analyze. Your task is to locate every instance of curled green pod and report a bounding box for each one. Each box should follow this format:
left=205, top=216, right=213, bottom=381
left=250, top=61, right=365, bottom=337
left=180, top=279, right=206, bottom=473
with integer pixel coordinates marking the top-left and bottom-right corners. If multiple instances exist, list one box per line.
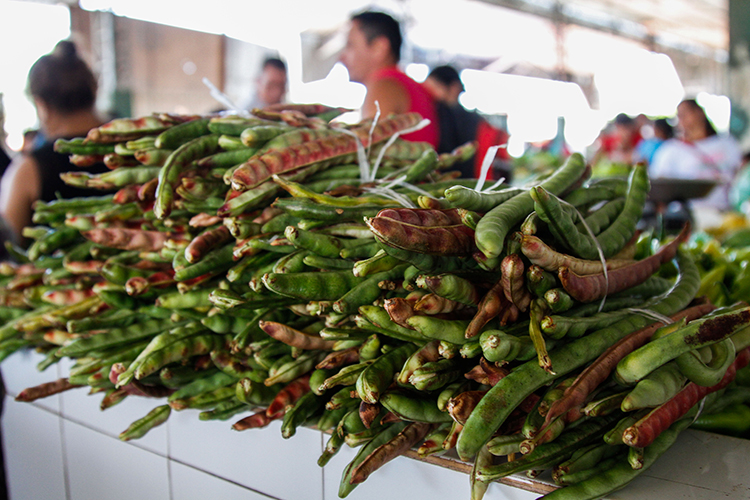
left=675, top=338, right=735, bottom=387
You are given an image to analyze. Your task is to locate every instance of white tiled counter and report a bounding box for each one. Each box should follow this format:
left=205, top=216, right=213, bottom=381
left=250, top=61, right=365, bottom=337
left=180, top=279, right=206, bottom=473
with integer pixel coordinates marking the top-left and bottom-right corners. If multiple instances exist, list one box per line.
left=1, top=349, right=749, bottom=500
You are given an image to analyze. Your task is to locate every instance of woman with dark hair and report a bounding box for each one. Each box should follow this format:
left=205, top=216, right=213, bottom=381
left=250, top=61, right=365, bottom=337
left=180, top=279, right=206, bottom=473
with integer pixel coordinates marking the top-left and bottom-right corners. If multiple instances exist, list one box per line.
left=650, top=98, right=742, bottom=210
left=0, top=40, right=109, bottom=244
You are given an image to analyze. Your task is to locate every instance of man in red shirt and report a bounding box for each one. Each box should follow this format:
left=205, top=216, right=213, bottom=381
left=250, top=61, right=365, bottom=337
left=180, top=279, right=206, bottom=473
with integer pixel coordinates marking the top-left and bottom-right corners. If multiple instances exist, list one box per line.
left=339, top=11, right=440, bottom=148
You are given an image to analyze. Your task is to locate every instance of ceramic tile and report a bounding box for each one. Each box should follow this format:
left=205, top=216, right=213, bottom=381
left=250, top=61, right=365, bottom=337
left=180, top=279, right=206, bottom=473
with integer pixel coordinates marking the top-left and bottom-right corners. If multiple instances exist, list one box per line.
left=2, top=399, right=66, bottom=500
left=636, top=429, right=750, bottom=497
left=608, top=475, right=733, bottom=500
left=1, top=348, right=61, bottom=413
left=170, top=460, right=274, bottom=500
left=58, top=381, right=169, bottom=456
left=167, top=410, right=324, bottom=500
left=63, top=419, right=170, bottom=500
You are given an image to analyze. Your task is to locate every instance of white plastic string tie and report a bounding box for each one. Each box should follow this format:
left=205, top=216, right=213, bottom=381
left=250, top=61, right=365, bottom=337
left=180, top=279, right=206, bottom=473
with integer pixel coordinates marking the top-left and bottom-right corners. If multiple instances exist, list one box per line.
left=366, top=102, right=381, bottom=159
left=474, top=145, right=501, bottom=193
left=363, top=174, right=417, bottom=208
left=202, top=77, right=239, bottom=112
left=484, top=176, right=507, bottom=192
left=692, top=396, right=708, bottom=424
left=384, top=177, right=433, bottom=198
left=370, top=118, right=431, bottom=182
left=626, top=308, right=675, bottom=325
left=337, top=127, right=370, bottom=182
left=556, top=194, right=610, bottom=312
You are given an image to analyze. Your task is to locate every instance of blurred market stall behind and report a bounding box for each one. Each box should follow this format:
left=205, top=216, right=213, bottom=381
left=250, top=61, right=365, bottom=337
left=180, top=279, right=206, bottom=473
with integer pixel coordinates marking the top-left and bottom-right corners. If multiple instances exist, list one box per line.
left=1, top=0, right=747, bottom=158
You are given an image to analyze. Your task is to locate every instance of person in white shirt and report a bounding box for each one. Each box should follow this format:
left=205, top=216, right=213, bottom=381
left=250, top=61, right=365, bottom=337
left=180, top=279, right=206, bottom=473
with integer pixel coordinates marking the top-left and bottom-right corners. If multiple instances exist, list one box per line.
left=650, top=98, right=742, bottom=211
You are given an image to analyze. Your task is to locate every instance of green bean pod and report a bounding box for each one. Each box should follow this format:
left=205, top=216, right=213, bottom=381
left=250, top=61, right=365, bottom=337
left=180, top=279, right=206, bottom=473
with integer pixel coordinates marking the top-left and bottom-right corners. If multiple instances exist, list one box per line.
left=456, top=250, right=698, bottom=461
left=621, top=361, right=687, bottom=411
left=474, top=152, right=587, bottom=261
left=380, top=388, right=452, bottom=422
left=616, top=306, right=750, bottom=385
left=57, top=318, right=180, bottom=357
left=119, top=404, right=171, bottom=441
left=262, top=269, right=365, bottom=301
left=541, top=418, right=691, bottom=500
left=356, top=343, right=416, bottom=403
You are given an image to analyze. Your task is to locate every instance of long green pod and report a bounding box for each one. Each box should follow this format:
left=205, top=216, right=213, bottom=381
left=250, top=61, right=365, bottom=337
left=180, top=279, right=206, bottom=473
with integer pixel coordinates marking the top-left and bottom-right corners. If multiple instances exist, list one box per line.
left=590, top=163, right=650, bottom=258
left=57, top=318, right=180, bottom=357
left=575, top=197, right=626, bottom=236
left=474, top=152, right=587, bottom=261
left=474, top=412, right=622, bottom=482
left=616, top=306, right=750, bottom=385
left=154, top=133, right=221, bottom=219
left=456, top=249, right=699, bottom=461
left=167, top=371, right=236, bottom=403
left=280, top=391, right=326, bottom=439
left=620, top=361, right=687, bottom=411
left=119, top=404, right=171, bottom=441
left=132, top=333, right=223, bottom=381
left=333, top=264, right=409, bottom=315
left=405, top=315, right=473, bottom=345
left=117, top=322, right=208, bottom=386
left=444, top=185, right=526, bottom=212
left=154, top=117, right=211, bottom=149
left=338, top=422, right=408, bottom=498
left=355, top=306, right=427, bottom=344
left=262, top=270, right=365, bottom=301
left=356, top=343, right=417, bottom=403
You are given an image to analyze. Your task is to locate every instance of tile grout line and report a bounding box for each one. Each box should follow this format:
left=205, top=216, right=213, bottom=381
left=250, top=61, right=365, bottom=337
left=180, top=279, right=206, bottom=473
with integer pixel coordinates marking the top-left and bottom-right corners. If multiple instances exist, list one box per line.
left=320, top=431, right=325, bottom=500
left=167, top=415, right=174, bottom=500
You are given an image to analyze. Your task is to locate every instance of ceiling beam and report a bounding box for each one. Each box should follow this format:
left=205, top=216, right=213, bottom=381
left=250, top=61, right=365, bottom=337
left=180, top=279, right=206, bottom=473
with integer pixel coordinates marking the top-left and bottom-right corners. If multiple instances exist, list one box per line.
left=477, top=0, right=726, bottom=60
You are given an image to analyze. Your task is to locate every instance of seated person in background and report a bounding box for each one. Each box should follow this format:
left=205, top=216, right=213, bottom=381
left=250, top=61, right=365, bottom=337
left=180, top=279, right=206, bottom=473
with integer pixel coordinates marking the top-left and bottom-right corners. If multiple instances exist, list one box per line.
left=240, top=57, right=288, bottom=112
left=633, top=117, right=673, bottom=165
left=650, top=98, right=742, bottom=211
left=340, top=10, right=439, bottom=149
left=424, top=65, right=509, bottom=180
left=592, top=113, right=642, bottom=166
left=0, top=40, right=110, bottom=244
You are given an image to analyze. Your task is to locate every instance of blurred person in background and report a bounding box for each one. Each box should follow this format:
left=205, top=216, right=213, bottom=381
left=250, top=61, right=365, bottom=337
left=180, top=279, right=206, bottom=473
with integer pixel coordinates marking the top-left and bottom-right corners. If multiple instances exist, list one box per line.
left=0, top=40, right=110, bottom=245
left=340, top=10, right=439, bottom=148
left=241, top=57, right=288, bottom=112
left=592, top=112, right=643, bottom=166
left=424, top=64, right=509, bottom=180
left=633, top=117, right=674, bottom=166
left=729, top=151, right=750, bottom=213
left=650, top=98, right=742, bottom=210
left=0, top=94, right=9, bottom=179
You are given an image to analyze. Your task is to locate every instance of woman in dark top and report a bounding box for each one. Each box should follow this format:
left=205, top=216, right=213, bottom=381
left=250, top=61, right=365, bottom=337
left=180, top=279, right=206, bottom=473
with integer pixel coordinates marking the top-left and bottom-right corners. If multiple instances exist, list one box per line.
left=0, top=40, right=108, bottom=244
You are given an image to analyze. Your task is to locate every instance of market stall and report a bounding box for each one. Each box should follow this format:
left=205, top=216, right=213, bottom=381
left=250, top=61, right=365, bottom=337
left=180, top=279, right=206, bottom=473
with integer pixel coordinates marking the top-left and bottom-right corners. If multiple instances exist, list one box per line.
left=0, top=106, right=749, bottom=500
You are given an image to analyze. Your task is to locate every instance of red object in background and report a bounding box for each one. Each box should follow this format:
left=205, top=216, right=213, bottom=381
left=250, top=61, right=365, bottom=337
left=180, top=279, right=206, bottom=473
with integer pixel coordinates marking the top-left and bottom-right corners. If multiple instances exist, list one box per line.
left=474, top=119, right=510, bottom=180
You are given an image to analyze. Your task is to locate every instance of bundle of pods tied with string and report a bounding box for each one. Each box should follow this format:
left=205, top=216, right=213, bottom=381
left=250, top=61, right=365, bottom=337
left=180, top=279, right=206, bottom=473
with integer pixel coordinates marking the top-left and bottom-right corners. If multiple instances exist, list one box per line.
left=2, top=102, right=748, bottom=500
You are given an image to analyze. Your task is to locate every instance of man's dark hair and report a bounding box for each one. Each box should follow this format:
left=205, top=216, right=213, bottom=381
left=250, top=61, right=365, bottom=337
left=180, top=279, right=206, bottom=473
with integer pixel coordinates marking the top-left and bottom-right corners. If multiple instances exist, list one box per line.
left=350, top=11, right=402, bottom=63
left=428, top=65, right=464, bottom=90
left=262, top=57, right=287, bottom=73
left=614, top=113, right=634, bottom=127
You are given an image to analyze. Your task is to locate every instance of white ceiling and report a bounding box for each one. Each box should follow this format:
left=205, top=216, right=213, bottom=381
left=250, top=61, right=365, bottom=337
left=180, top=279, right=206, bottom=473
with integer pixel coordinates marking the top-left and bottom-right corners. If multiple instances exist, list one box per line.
left=482, top=0, right=728, bottom=56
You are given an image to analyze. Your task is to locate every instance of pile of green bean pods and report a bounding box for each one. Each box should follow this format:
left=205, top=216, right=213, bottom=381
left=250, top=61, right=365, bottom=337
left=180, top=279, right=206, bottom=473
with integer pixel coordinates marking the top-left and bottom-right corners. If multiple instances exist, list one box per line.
left=2, top=104, right=750, bottom=500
